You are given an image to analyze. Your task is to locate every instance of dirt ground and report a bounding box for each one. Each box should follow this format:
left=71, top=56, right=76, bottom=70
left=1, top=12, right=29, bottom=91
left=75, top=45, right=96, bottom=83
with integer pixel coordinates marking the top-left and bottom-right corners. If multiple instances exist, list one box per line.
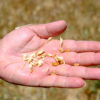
left=0, top=0, right=100, bottom=100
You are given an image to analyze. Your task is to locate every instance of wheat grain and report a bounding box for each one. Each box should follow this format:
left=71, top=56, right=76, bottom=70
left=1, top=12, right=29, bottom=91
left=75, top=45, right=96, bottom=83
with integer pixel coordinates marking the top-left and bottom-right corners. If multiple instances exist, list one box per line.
left=74, top=63, right=80, bottom=66
left=48, top=37, right=52, bottom=41
left=60, top=36, right=63, bottom=47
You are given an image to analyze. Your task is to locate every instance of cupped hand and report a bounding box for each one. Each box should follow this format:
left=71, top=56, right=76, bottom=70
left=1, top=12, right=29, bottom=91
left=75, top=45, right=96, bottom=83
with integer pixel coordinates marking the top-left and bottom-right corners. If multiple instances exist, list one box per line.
left=0, top=20, right=100, bottom=88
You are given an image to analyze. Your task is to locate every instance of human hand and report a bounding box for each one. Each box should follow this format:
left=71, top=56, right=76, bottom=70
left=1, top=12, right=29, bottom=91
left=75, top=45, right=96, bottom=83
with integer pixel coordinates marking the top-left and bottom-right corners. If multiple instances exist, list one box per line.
left=0, top=20, right=100, bottom=88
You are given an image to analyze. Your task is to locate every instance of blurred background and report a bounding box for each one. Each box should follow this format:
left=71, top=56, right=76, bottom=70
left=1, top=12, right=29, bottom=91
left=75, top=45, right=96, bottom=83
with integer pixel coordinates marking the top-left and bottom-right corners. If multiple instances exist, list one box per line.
left=0, top=0, right=100, bottom=100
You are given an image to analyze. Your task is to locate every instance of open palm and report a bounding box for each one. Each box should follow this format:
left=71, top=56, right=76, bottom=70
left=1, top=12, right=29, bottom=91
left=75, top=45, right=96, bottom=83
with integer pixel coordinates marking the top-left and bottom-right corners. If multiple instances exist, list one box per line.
left=0, top=21, right=100, bottom=88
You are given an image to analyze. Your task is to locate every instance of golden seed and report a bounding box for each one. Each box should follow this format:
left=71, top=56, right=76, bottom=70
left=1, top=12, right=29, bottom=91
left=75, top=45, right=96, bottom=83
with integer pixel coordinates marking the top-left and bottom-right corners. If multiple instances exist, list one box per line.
left=29, top=62, right=36, bottom=67
left=52, top=62, right=59, bottom=66
left=64, top=49, right=70, bottom=52
left=31, top=52, right=36, bottom=57
left=59, top=48, right=64, bottom=53
left=29, top=63, right=33, bottom=68
left=37, top=60, right=43, bottom=67
left=55, top=56, right=65, bottom=64
left=40, top=53, right=47, bottom=58
left=36, top=50, right=45, bottom=56
left=48, top=37, right=52, bottom=41
left=23, top=54, right=29, bottom=61
left=59, top=60, right=65, bottom=64
left=58, top=59, right=65, bottom=64
left=30, top=62, right=34, bottom=66
left=55, top=56, right=64, bottom=61
left=27, top=58, right=33, bottom=64
left=50, top=72, right=57, bottom=75
left=57, top=56, right=64, bottom=60
left=60, top=36, right=63, bottom=47
left=32, top=57, right=38, bottom=62
left=74, top=63, right=80, bottom=66
left=46, top=53, right=53, bottom=57
left=23, top=48, right=67, bottom=73
left=52, top=54, right=57, bottom=57
left=15, top=26, right=21, bottom=29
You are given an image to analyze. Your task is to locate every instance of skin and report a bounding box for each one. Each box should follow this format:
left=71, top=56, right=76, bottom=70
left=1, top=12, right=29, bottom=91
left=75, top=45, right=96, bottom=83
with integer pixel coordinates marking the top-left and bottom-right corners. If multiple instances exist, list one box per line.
left=0, top=20, right=100, bottom=88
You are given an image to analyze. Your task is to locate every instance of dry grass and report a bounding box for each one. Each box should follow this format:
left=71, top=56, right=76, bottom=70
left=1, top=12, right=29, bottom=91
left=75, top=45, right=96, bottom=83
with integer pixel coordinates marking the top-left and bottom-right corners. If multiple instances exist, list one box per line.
left=0, top=0, right=100, bottom=100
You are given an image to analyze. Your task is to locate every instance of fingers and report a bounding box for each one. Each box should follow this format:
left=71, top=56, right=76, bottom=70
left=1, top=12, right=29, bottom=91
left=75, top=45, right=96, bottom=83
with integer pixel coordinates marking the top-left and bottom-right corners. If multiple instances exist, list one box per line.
left=49, top=65, right=100, bottom=80
left=61, top=52, right=100, bottom=66
left=26, top=20, right=67, bottom=38
left=63, top=40, right=100, bottom=52
left=43, top=40, right=100, bottom=66
left=43, top=41, right=100, bottom=66
left=43, top=39, right=100, bottom=54
left=44, top=40, right=100, bottom=53
left=23, top=65, right=84, bottom=88
left=40, top=75, right=84, bottom=88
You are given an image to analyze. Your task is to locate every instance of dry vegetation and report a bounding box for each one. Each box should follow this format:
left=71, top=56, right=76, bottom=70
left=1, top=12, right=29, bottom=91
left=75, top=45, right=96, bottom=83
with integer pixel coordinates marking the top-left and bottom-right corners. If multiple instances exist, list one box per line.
left=0, top=0, right=100, bottom=100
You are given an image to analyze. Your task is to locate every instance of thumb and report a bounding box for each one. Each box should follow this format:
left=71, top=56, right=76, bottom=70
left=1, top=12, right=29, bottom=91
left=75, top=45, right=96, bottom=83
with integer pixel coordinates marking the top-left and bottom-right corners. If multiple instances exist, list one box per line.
left=27, top=20, right=67, bottom=38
